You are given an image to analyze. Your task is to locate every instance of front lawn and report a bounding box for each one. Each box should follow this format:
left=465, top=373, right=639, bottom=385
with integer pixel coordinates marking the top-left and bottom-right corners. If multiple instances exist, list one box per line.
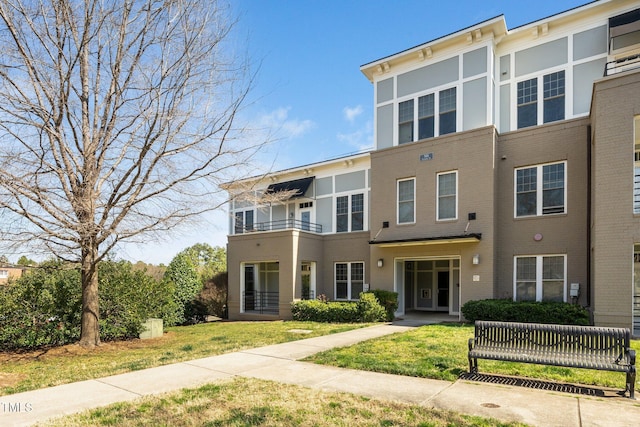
left=0, top=320, right=368, bottom=396
left=306, top=323, right=640, bottom=390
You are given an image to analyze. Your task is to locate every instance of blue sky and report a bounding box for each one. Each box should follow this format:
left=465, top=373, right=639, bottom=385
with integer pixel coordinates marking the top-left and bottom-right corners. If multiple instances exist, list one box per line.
left=123, top=0, right=590, bottom=265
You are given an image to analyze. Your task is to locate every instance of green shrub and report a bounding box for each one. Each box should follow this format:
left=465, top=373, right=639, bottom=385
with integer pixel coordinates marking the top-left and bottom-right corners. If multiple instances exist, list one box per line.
left=369, top=290, right=398, bottom=321
left=0, top=260, right=174, bottom=350
left=162, top=253, right=202, bottom=326
left=291, top=293, right=386, bottom=323
left=461, top=299, right=590, bottom=325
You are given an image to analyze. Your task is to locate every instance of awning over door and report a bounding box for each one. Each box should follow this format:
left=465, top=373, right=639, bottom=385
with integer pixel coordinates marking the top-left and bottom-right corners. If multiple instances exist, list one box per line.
left=265, top=177, right=314, bottom=200
left=369, top=233, right=481, bottom=247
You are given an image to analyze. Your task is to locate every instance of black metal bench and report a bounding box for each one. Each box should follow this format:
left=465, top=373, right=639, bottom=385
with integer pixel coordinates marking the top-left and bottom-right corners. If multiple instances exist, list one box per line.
left=468, top=320, right=636, bottom=398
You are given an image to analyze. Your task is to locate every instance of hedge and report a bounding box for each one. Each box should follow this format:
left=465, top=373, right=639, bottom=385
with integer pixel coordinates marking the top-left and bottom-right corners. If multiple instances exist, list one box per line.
left=291, top=292, right=387, bottom=323
left=461, top=299, right=590, bottom=325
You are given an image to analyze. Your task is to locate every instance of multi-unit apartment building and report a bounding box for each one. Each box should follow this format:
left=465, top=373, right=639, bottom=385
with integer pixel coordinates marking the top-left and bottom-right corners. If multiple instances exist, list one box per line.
left=224, top=0, right=640, bottom=334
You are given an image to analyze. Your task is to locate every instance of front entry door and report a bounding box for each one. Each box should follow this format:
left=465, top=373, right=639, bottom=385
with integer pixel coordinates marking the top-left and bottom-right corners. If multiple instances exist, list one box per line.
left=437, top=271, right=449, bottom=310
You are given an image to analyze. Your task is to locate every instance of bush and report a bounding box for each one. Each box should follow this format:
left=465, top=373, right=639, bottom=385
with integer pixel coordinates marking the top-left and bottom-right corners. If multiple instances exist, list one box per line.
left=0, top=260, right=175, bottom=350
left=291, top=293, right=387, bottom=323
left=369, top=290, right=398, bottom=321
left=461, top=299, right=590, bottom=325
left=195, top=272, right=228, bottom=319
left=162, top=253, right=202, bottom=326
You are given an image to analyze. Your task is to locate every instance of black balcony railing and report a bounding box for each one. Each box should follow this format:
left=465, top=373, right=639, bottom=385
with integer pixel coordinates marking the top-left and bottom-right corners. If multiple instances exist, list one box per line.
left=239, top=219, right=322, bottom=234
left=243, top=291, right=279, bottom=314
left=604, top=54, right=640, bottom=76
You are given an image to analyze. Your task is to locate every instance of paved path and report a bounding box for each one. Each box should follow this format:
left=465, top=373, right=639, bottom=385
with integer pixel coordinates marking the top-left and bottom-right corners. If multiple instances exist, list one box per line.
left=2, top=323, right=640, bottom=426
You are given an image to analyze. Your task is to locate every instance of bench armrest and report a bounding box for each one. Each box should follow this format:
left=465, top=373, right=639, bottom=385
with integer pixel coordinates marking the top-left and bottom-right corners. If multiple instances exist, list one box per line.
left=628, top=348, right=636, bottom=366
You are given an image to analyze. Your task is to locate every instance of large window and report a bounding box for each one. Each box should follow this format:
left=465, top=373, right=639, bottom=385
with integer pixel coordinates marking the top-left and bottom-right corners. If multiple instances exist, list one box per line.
left=335, top=262, right=364, bottom=300
left=398, top=86, right=456, bottom=144
left=397, top=178, right=415, bottom=224
left=514, top=255, right=566, bottom=302
left=517, top=71, right=565, bottom=129
left=336, top=193, right=364, bottom=232
left=437, top=171, right=457, bottom=220
left=0, top=270, right=8, bottom=279
left=234, top=210, right=254, bottom=234
left=515, top=162, right=566, bottom=217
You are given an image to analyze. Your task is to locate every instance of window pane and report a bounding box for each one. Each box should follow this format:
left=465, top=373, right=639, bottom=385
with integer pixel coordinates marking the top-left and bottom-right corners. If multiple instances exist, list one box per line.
left=234, top=211, right=244, bottom=234
left=517, top=78, right=537, bottom=129
left=351, top=263, right=364, bottom=300
left=336, top=196, right=348, bottom=232
left=351, top=194, right=364, bottom=231
left=399, top=100, right=414, bottom=144
left=542, top=163, right=565, bottom=214
left=516, top=168, right=537, bottom=216
left=543, top=71, right=565, bottom=123
left=418, top=94, right=434, bottom=140
left=543, top=256, right=564, bottom=280
left=439, top=88, right=456, bottom=135
left=438, top=172, right=456, bottom=220
left=398, top=179, right=415, bottom=223
left=516, top=281, right=537, bottom=301
left=542, top=281, right=564, bottom=302
left=516, top=257, right=536, bottom=280
left=634, top=143, right=640, bottom=214
left=336, top=263, right=348, bottom=299
left=245, top=210, right=254, bottom=231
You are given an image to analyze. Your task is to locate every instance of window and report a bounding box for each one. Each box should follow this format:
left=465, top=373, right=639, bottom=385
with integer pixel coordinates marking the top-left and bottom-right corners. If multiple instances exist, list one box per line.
left=437, top=171, right=457, bottom=220
left=635, top=117, right=640, bottom=214
left=418, top=94, right=435, bottom=140
left=234, top=210, right=254, bottom=234
left=0, top=270, right=8, bottom=279
left=398, top=100, right=414, bottom=144
left=543, top=71, right=565, bottom=124
left=397, top=178, right=415, bottom=224
left=439, top=88, right=457, bottom=135
left=517, top=78, right=537, bottom=128
left=515, top=162, right=566, bottom=217
left=398, top=87, right=456, bottom=144
left=336, top=193, right=364, bottom=232
left=517, top=71, right=565, bottom=129
left=514, top=255, right=566, bottom=302
left=335, top=262, right=364, bottom=300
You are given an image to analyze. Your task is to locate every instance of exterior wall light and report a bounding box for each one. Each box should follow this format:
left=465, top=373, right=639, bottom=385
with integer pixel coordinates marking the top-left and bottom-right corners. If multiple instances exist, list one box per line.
left=472, top=254, right=480, bottom=265
left=377, top=259, right=384, bottom=268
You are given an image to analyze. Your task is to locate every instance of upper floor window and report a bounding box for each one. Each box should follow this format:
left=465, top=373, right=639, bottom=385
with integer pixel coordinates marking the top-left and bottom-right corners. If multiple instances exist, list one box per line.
left=398, top=87, right=457, bottom=144
left=439, top=88, right=457, bottom=135
left=234, top=210, right=254, bottom=234
left=397, top=178, right=415, bottom=224
left=398, top=100, right=414, bottom=144
left=437, top=171, right=457, bottom=220
left=515, top=161, right=566, bottom=217
left=336, top=193, right=364, bottom=232
left=514, top=255, right=566, bottom=302
left=335, top=261, right=364, bottom=300
left=517, top=71, right=565, bottom=129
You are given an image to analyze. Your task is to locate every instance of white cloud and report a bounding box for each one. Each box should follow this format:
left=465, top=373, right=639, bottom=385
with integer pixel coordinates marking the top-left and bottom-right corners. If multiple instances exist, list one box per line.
left=343, top=105, right=363, bottom=123
left=257, top=107, right=315, bottom=139
left=337, top=120, right=373, bottom=152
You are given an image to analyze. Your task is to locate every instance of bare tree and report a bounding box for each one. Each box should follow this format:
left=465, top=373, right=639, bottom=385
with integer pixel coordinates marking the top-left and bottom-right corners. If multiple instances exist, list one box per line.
left=0, top=0, right=261, bottom=347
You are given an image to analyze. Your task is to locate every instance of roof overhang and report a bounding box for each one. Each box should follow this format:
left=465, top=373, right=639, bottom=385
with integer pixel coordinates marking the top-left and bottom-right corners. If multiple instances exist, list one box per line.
left=369, top=233, right=481, bottom=247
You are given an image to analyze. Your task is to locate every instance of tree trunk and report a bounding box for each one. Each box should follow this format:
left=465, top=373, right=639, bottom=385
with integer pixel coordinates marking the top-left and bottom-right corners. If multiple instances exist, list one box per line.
left=78, top=239, right=100, bottom=348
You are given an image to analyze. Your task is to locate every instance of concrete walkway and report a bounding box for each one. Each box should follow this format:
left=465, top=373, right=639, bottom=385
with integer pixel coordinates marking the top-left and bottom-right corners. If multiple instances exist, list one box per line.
left=2, top=323, right=640, bottom=426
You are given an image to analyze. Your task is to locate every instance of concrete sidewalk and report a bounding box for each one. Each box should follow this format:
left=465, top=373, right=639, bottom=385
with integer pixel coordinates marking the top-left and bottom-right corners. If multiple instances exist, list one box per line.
left=2, top=323, right=640, bottom=426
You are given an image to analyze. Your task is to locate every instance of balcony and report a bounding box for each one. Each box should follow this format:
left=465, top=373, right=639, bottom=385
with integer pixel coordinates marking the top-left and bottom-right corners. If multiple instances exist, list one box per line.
left=237, top=218, right=322, bottom=234
left=605, top=54, right=640, bottom=76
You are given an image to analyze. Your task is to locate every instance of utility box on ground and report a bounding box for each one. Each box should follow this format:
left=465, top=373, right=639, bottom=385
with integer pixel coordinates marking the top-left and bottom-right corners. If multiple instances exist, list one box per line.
left=139, top=318, right=163, bottom=339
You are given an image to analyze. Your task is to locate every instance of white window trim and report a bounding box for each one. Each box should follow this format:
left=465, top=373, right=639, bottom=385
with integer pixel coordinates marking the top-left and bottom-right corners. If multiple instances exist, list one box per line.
left=513, top=254, right=567, bottom=302
left=396, top=84, right=459, bottom=145
left=514, top=161, right=567, bottom=218
left=513, top=67, right=567, bottom=130
left=334, top=191, right=367, bottom=233
left=436, top=170, right=458, bottom=221
left=397, top=177, right=416, bottom=224
left=334, top=261, right=365, bottom=301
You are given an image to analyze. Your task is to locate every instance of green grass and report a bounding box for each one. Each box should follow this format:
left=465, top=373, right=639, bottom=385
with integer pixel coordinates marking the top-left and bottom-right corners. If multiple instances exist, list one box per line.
left=41, top=377, right=526, bottom=427
left=306, top=323, right=640, bottom=390
left=0, top=320, right=369, bottom=396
